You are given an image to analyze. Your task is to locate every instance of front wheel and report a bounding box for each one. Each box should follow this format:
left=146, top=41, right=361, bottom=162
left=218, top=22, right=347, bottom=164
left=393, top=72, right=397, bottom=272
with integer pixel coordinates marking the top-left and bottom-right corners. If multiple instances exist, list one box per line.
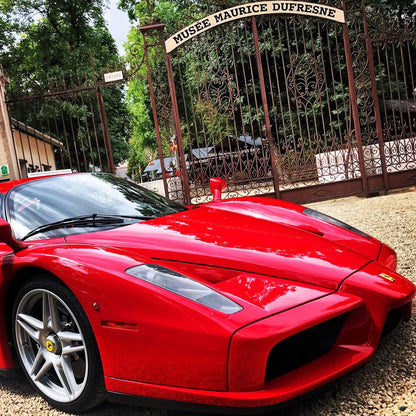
left=12, top=276, right=106, bottom=412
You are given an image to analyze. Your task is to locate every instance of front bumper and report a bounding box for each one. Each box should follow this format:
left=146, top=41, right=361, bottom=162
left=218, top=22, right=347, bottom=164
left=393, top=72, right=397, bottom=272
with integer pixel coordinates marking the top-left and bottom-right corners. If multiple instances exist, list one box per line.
left=105, top=262, right=415, bottom=411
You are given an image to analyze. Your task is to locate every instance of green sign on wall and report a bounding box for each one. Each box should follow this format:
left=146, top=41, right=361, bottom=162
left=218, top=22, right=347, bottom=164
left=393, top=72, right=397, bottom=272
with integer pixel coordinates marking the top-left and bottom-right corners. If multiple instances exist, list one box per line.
left=1, top=165, right=9, bottom=176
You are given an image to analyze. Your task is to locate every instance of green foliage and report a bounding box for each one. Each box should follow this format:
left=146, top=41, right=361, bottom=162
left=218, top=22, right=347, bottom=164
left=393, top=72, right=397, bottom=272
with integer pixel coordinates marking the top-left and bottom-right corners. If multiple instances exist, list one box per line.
left=1, top=0, right=118, bottom=89
left=119, top=0, right=198, bottom=33
left=377, top=0, right=416, bottom=19
left=121, top=1, right=187, bottom=175
left=123, top=26, right=155, bottom=175
left=126, top=77, right=157, bottom=175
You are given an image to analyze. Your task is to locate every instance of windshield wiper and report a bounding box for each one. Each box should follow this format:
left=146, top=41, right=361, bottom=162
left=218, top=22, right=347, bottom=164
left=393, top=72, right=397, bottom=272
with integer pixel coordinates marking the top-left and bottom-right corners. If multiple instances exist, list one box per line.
left=21, top=214, right=125, bottom=241
left=101, top=214, right=157, bottom=221
left=21, top=213, right=158, bottom=241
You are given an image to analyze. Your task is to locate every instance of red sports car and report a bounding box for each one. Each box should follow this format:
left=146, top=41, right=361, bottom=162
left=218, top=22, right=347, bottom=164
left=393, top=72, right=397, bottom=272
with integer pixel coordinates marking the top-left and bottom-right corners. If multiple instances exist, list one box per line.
left=0, top=172, right=413, bottom=413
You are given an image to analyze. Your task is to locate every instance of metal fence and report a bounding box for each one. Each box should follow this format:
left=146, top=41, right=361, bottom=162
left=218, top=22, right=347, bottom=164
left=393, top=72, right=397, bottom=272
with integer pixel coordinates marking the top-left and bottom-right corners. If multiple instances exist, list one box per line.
left=369, top=8, right=416, bottom=185
left=5, top=64, right=127, bottom=178
left=142, top=0, right=416, bottom=205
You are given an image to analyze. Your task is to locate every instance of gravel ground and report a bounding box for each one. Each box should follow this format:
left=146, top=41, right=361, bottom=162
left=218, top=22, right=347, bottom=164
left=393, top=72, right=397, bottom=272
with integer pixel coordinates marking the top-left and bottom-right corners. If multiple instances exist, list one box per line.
left=0, top=187, right=415, bottom=416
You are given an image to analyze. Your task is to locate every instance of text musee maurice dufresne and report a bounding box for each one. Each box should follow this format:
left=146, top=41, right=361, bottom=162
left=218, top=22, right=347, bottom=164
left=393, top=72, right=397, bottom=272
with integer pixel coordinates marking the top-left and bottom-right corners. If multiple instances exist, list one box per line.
left=166, top=1, right=345, bottom=52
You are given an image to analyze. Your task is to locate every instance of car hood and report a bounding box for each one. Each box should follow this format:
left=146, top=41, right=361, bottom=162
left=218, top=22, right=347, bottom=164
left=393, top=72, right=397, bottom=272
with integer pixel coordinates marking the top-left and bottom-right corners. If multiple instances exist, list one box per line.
left=66, top=206, right=371, bottom=291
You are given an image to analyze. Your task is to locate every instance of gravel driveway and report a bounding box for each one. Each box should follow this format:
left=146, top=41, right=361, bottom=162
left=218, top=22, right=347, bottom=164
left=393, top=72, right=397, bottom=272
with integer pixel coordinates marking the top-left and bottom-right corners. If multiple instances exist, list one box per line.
left=0, top=187, right=415, bottom=416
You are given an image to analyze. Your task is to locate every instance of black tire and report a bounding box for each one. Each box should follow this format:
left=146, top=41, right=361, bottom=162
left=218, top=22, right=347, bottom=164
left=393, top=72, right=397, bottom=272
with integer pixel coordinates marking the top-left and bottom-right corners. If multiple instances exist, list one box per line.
left=11, top=275, right=106, bottom=412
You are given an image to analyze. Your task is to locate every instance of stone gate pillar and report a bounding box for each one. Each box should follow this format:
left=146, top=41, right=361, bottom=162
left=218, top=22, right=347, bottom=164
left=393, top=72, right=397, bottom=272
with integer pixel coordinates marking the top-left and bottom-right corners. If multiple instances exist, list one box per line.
left=0, top=66, right=19, bottom=181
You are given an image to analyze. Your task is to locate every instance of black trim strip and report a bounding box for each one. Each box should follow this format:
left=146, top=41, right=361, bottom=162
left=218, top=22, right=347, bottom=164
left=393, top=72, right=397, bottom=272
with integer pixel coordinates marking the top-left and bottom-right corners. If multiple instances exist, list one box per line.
left=108, top=391, right=288, bottom=415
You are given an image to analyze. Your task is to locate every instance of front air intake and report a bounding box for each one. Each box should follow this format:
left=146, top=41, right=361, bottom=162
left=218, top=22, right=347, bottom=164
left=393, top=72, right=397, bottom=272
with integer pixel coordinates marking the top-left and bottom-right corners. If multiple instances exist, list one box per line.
left=265, top=313, right=348, bottom=383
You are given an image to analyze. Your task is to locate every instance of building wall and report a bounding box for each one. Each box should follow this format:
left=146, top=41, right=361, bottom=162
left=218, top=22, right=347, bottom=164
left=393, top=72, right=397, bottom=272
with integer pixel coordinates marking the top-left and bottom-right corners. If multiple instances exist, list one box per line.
left=12, top=130, right=56, bottom=177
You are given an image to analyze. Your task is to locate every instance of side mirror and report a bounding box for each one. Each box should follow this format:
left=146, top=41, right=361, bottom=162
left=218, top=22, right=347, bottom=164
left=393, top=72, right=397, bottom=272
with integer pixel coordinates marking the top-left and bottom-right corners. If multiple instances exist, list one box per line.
left=0, top=218, right=26, bottom=252
left=210, top=178, right=227, bottom=202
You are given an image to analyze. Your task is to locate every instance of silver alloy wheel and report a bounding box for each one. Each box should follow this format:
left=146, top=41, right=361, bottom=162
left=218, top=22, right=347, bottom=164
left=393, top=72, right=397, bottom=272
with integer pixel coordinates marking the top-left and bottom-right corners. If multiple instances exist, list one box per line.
left=14, top=288, right=88, bottom=403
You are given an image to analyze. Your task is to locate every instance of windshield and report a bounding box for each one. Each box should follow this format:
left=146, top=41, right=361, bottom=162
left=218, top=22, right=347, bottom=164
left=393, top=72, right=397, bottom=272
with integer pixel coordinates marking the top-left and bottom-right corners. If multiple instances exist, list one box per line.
left=6, top=173, right=186, bottom=240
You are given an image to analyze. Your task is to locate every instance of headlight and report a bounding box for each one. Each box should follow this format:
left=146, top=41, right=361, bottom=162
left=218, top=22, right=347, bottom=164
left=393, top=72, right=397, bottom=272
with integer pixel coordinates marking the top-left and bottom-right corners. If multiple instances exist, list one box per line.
left=125, top=264, right=242, bottom=314
left=303, top=208, right=370, bottom=239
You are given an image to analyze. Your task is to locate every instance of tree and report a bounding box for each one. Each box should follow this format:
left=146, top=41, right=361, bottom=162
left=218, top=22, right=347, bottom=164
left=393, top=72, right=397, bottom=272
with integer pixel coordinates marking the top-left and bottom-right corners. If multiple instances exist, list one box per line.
left=120, top=1, right=186, bottom=176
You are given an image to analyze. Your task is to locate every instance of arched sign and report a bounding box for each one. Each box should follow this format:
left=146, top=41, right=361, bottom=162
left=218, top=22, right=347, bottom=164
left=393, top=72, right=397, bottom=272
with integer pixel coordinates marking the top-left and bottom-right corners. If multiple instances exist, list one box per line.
left=166, top=1, right=345, bottom=53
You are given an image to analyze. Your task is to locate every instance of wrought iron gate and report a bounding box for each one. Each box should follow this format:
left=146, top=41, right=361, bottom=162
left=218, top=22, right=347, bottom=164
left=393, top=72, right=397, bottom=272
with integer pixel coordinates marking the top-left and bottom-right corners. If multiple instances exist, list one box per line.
left=367, top=7, right=416, bottom=188
left=5, top=65, right=124, bottom=178
left=141, top=0, right=416, bottom=205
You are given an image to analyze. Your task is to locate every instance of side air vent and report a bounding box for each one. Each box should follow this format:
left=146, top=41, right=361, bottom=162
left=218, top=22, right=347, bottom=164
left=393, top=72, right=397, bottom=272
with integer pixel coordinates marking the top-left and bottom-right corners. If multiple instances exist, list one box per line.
left=381, top=307, right=403, bottom=339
